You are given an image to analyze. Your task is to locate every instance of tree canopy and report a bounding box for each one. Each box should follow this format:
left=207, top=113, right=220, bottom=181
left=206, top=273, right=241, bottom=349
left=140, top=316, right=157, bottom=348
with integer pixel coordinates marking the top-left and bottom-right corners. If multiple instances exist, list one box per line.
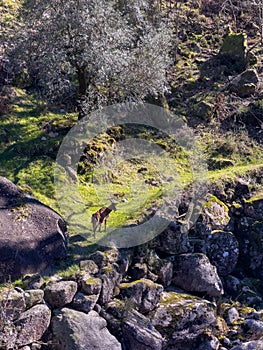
left=10, top=0, right=172, bottom=117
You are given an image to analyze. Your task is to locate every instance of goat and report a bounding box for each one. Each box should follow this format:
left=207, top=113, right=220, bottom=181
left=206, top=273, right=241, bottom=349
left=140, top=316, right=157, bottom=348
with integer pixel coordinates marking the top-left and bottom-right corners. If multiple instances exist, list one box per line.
left=91, top=201, right=117, bottom=238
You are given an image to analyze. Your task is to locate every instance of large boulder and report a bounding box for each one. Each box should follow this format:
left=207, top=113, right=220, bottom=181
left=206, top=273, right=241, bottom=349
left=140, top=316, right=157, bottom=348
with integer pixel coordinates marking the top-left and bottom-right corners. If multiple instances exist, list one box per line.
left=0, top=177, right=68, bottom=281
left=151, top=291, right=217, bottom=350
left=51, top=308, right=121, bottom=350
left=172, top=253, right=224, bottom=296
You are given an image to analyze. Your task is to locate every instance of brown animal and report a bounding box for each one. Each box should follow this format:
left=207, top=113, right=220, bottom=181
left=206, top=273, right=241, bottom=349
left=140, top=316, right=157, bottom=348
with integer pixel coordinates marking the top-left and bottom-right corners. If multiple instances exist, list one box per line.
left=91, top=201, right=117, bottom=238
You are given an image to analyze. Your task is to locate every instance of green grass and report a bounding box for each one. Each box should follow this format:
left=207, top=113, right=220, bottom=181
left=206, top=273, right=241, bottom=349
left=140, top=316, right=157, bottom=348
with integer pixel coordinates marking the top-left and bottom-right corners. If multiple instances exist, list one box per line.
left=0, top=88, right=262, bottom=254
left=0, top=89, right=77, bottom=209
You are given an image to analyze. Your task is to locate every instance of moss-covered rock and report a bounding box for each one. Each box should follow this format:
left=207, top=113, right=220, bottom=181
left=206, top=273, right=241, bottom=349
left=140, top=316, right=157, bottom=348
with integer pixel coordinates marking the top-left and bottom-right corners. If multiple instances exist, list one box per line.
left=192, top=100, right=214, bottom=121
left=219, top=32, right=248, bottom=73
left=203, top=194, right=230, bottom=230
left=229, top=69, right=259, bottom=97
left=102, top=300, right=163, bottom=350
left=120, top=278, right=163, bottom=313
left=206, top=230, right=239, bottom=276
left=151, top=291, right=217, bottom=349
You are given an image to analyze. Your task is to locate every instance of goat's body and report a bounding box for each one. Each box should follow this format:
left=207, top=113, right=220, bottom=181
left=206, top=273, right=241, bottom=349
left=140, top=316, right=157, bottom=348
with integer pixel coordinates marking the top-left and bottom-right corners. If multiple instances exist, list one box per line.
left=91, top=203, right=116, bottom=238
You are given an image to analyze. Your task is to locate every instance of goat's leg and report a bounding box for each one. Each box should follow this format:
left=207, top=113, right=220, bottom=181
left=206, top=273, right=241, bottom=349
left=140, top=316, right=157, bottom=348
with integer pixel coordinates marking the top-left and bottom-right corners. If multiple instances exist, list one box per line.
left=104, top=219, right=107, bottom=232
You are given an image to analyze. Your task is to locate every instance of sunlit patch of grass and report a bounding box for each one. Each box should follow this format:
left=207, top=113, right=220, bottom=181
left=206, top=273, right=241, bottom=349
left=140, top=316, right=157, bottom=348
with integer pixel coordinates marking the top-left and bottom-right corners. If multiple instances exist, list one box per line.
left=0, top=89, right=77, bottom=208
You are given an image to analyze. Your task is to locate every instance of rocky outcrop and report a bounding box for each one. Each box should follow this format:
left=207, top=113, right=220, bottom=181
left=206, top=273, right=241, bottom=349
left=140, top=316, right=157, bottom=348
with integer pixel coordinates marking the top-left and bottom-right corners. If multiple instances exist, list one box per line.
left=51, top=308, right=121, bottom=350
left=0, top=177, right=68, bottom=282
left=1, top=180, right=263, bottom=349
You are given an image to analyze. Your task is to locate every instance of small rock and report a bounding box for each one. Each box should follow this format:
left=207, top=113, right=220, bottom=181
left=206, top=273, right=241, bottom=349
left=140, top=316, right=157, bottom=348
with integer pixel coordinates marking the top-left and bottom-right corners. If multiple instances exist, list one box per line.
left=79, top=259, right=99, bottom=275
left=207, top=231, right=239, bottom=276
left=24, top=289, right=44, bottom=309
left=129, top=262, right=148, bottom=280
left=151, top=291, right=217, bottom=349
left=155, top=227, right=191, bottom=255
left=102, top=300, right=163, bottom=350
left=120, top=279, right=163, bottom=313
left=229, top=69, right=259, bottom=97
left=99, top=263, right=122, bottom=304
left=226, top=307, right=239, bottom=325
left=44, top=280, right=78, bottom=308
left=71, top=292, right=98, bottom=313
left=81, top=277, right=102, bottom=295
left=203, top=195, right=230, bottom=230
left=0, top=287, right=26, bottom=321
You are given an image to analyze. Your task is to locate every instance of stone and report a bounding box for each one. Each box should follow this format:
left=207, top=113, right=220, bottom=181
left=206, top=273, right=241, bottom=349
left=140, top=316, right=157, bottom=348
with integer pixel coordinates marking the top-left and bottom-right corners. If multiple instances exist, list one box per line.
left=120, top=279, right=163, bottom=313
left=0, top=177, right=68, bottom=282
left=71, top=292, right=99, bottom=313
left=44, top=280, right=78, bottom=308
left=102, top=300, right=163, bottom=350
left=51, top=308, right=121, bottom=350
left=148, top=255, right=173, bottom=287
left=151, top=291, right=217, bottom=350
left=229, top=69, right=259, bottom=97
left=89, top=248, right=119, bottom=268
left=15, top=304, right=51, bottom=347
left=122, top=309, right=163, bottom=350
left=197, top=335, right=220, bottom=350
left=99, top=263, right=122, bottom=304
left=233, top=199, right=263, bottom=279
left=129, top=262, right=148, bottom=280
left=81, top=277, right=102, bottom=295
left=24, top=289, right=44, bottom=309
left=172, top=253, right=224, bottom=296
left=203, top=195, right=230, bottom=230
left=219, top=32, right=247, bottom=73
left=0, top=287, right=26, bottom=321
left=243, top=319, right=263, bottom=338
left=155, top=226, right=191, bottom=255
left=193, top=100, right=214, bottom=121
left=206, top=231, right=239, bottom=276
left=230, top=340, right=263, bottom=350
left=79, top=259, right=99, bottom=275
left=226, top=307, right=239, bottom=325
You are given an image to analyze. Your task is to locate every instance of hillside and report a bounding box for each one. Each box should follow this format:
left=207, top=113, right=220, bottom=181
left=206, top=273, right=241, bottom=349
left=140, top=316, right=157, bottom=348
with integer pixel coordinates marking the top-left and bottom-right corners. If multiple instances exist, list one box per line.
left=0, top=1, right=263, bottom=350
